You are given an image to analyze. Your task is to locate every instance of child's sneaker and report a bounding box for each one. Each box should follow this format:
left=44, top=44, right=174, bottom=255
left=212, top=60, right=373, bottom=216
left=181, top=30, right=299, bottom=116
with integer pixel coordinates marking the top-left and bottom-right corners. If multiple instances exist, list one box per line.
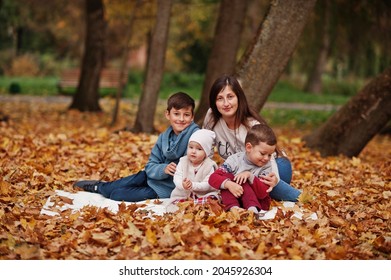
left=73, top=180, right=102, bottom=193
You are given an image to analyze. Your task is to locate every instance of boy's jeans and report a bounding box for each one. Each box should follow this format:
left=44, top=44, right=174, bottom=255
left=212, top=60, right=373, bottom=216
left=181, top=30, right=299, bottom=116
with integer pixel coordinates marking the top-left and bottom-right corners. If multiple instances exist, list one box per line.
left=97, top=171, right=158, bottom=202
left=270, top=157, right=301, bottom=202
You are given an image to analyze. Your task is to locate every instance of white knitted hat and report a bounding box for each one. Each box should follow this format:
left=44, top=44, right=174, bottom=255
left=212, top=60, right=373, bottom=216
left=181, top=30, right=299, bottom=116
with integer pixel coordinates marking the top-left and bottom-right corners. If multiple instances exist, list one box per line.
left=188, top=129, right=215, bottom=155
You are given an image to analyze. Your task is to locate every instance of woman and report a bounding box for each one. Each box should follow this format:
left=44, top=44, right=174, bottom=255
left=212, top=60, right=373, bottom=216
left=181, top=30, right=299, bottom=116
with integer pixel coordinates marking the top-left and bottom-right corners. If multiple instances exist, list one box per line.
left=202, top=75, right=301, bottom=201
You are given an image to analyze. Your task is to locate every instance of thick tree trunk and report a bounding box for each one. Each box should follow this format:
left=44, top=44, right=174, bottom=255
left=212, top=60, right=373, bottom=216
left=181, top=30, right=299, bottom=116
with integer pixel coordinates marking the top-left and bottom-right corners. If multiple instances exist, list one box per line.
left=304, top=0, right=331, bottom=94
left=236, top=0, right=317, bottom=112
left=303, top=66, right=391, bottom=157
left=69, top=0, right=105, bottom=112
left=194, top=0, right=248, bottom=124
left=132, top=0, right=172, bottom=133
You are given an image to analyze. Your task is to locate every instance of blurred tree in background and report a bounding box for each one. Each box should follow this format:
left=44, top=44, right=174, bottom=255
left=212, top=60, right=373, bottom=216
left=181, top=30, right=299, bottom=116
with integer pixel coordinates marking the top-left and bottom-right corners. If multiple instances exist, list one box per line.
left=69, top=0, right=105, bottom=112
left=1, top=0, right=389, bottom=80
left=295, top=0, right=391, bottom=88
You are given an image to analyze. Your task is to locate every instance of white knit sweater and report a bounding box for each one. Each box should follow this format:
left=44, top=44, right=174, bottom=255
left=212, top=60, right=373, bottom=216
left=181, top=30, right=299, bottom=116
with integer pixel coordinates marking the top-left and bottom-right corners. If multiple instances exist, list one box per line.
left=170, top=155, right=220, bottom=201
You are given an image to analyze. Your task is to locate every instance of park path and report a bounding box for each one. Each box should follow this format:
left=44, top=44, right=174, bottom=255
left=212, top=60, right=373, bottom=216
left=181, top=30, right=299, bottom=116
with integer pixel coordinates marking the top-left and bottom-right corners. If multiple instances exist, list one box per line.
left=0, top=95, right=341, bottom=111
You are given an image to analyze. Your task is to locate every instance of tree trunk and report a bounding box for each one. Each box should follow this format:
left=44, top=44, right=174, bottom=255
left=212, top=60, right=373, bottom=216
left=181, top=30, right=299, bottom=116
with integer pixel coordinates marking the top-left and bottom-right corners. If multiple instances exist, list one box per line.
left=194, top=0, right=248, bottom=124
left=110, top=0, right=142, bottom=127
left=304, top=0, right=331, bottom=94
left=69, top=0, right=106, bottom=112
left=132, top=0, right=172, bottom=133
left=303, top=66, right=391, bottom=157
left=236, top=0, right=317, bottom=112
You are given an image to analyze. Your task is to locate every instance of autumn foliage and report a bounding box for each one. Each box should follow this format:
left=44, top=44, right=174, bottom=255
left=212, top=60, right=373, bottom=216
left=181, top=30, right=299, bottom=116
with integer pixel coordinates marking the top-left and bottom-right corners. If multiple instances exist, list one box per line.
left=0, top=96, right=390, bottom=260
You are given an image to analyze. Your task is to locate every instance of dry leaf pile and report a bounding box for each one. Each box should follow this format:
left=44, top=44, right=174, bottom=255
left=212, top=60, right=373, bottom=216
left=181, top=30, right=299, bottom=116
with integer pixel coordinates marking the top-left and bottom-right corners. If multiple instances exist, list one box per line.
left=0, top=97, right=390, bottom=260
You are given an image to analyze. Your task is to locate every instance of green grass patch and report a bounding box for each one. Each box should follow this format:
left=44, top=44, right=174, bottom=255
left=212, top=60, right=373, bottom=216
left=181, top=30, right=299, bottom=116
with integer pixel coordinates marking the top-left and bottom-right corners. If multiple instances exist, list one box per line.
left=0, top=76, right=58, bottom=96
left=159, top=72, right=204, bottom=100
left=260, top=108, right=335, bottom=128
left=0, top=72, right=355, bottom=107
left=322, top=75, right=365, bottom=97
left=0, top=72, right=204, bottom=100
left=125, top=72, right=204, bottom=100
left=269, top=80, right=350, bottom=105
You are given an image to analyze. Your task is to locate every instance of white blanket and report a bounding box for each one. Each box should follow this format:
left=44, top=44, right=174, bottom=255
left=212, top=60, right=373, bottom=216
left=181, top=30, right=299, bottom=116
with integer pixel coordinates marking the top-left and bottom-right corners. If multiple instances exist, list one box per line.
left=41, top=190, right=317, bottom=220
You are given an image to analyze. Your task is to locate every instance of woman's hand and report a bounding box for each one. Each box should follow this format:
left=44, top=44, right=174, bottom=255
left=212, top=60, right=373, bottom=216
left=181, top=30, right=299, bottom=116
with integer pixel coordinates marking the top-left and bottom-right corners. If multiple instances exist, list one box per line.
left=164, top=162, right=177, bottom=176
left=234, top=171, right=251, bottom=185
left=259, top=172, right=278, bottom=192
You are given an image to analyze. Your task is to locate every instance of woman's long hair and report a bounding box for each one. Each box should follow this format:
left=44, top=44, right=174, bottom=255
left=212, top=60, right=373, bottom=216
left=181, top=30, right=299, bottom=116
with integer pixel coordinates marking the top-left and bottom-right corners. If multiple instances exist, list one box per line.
left=207, top=74, right=286, bottom=158
left=207, top=74, right=266, bottom=130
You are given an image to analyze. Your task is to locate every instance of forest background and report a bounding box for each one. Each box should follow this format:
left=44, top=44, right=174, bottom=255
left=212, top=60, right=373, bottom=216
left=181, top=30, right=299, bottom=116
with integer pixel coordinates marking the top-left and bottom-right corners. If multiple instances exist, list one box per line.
left=0, top=0, right=390, bottom=261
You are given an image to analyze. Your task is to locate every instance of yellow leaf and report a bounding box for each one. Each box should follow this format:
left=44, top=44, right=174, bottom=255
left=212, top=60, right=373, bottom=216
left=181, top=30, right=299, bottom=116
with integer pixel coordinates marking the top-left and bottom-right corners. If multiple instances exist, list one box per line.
left=133, top=244, right=141, bottom=253
left=298, top=190, right=313, bottom=203
left=351, top=157, right=361, bottom=167
left=0, top=137, right=10, bottom=149
left=146, top=228, right=157, bottom=245
left=287, top=247, right=302, bottom=260
left=96, top=128, right=109, bottom=138
left=0, top=180, right=10, bottom=195
left=255, top=241, right=266, bottom=255
left=20, top=218, right=28, bottom=230
left=304, top=172, right=313, bottom=180
left=119, top=168, right=131, bottom=177
left=69, top=211, right=80, bottom=221
left=149, top=135, right=158, bottom=144
left=291, top=137, right=301, bottom=144
left=383, top=191, right=391, bottom=199
left=211, top=234, right=225, bottom=246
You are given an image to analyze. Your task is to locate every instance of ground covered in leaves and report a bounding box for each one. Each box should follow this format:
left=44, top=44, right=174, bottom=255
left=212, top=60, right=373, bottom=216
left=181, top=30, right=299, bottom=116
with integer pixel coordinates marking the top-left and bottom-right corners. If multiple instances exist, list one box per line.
left=0, top=96, right=390, bottom=260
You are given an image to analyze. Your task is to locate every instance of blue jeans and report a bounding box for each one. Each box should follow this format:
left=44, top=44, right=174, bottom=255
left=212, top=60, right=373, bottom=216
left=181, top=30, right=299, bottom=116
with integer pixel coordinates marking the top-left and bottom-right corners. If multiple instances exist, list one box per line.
left=270, top=157, right=301, bottom=201
left=97, top=171, right=158, bottom=202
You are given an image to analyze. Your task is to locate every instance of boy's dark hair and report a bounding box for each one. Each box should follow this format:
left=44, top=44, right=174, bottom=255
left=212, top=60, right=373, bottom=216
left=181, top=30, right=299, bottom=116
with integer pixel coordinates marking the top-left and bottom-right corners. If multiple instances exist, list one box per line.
left=245, top=124, right=277, bottom=146
left=167, top=92, right=195, bottom=113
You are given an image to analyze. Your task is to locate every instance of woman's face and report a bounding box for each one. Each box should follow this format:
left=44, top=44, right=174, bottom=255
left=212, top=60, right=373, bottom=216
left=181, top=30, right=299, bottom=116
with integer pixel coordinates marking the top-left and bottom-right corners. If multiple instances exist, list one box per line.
left=215, top=86, right=238, bottom=119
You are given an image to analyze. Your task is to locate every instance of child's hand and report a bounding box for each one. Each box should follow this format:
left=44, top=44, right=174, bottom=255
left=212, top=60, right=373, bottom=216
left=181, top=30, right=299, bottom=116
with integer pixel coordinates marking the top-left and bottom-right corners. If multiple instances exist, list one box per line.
left=225, top=181, right=243, bottom=198
left=234, top=171, right=251, bottom=185
left=182, top=178, right=192, bottom=190
left=165, top=162, right=177, bottom=176
left=259, top=172, right=278, bottom=192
